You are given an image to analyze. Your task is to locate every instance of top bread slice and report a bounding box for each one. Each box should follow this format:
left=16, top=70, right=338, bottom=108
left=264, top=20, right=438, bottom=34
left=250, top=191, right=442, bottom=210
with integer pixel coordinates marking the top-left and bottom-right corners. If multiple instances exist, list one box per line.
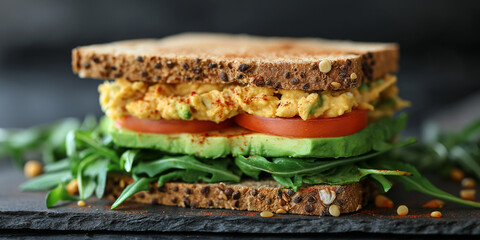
left=72, top=33, right=398, bottom=91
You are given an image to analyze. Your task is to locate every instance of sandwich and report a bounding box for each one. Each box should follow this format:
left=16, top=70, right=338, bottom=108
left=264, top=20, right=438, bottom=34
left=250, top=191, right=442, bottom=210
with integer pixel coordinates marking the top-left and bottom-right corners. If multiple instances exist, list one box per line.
left=21, top=33, right=480, bottom=216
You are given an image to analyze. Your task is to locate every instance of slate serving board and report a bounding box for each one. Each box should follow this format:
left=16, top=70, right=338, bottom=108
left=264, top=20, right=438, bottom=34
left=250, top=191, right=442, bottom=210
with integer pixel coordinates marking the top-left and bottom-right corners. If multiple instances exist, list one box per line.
left=1, top=163, right=480, bottom=235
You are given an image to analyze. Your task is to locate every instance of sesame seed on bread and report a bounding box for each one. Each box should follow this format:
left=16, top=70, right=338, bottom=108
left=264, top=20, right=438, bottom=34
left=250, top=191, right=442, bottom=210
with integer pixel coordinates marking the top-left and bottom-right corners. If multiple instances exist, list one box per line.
left=107, top=176, right=376, bottom=216
left=72, top=33, right=398, bottom=91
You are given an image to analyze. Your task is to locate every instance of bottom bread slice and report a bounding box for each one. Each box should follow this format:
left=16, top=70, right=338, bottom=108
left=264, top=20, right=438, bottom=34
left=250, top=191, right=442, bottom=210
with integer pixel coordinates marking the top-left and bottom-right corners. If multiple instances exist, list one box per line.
left=107, top=176, right=376, bottom=216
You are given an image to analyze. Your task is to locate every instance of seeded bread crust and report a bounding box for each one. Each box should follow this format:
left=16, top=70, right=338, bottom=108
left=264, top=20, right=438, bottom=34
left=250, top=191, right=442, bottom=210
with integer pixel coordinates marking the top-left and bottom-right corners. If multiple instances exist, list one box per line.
left=107, top=177, right=375, bottom=216
left=72, top=33, right=398, bottom=91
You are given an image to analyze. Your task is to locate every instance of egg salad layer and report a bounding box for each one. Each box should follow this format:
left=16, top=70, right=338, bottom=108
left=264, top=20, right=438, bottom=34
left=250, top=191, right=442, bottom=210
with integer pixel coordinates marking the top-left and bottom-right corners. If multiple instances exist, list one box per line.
left=99, top=74, right=409, bottom=123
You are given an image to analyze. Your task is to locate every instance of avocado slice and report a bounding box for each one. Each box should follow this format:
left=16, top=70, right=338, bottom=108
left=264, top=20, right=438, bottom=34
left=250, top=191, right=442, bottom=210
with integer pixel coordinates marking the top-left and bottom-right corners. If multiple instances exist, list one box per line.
left=106, top=114, right=407, bottom=159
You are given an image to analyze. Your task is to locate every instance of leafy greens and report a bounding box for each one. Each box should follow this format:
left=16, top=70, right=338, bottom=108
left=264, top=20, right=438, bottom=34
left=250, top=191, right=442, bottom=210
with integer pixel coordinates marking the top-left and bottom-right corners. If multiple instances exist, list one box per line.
left=8, top=115, right=480, bottom=210
left=395, top=117, right=480, bottom=180
left=235, top=138, right=415, bottom=191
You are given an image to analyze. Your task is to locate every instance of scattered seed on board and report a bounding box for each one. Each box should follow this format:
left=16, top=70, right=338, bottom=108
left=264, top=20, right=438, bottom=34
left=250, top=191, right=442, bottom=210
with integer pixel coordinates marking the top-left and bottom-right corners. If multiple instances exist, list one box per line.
left=77, top=200, right=86, bottom=207
left=375, top=195, right=393, bottom=208
left=260, top=211, right=274, bottom=217
left=329, top=205, right=341, bottom=217
left=461, top=178, right=476, bottom=189
left=431, top=211, right=442, bottom=218
left=397, top=205, right=409, bottom=216
left=66, top=179, right=79, bottom=195
left=350, top=73, right=358, bottom=80
left=460, top=189, right=476, bottom=201
left=24, top=160, right=43, bottom=178
left=422, top=199, right=445, bottom=209
left=450, top=168, right=464, bottom=182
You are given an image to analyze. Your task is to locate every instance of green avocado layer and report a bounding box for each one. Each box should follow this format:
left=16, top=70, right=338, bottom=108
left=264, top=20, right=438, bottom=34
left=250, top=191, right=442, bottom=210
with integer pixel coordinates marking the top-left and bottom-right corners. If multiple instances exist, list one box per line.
left=106, top=114, right=407, bottom=159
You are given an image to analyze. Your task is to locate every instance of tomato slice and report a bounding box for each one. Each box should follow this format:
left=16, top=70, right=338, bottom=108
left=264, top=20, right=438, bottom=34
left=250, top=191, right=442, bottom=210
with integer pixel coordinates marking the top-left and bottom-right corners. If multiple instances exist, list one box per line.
left=115, top=116, right=235, bottom=134
left=234, top=110, right=368, bottom=138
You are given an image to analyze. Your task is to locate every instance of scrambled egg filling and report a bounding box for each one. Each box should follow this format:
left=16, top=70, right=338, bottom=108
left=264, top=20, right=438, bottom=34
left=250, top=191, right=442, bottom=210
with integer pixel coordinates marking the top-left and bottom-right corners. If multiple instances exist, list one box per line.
left=99, top=74, right=408, bottom=123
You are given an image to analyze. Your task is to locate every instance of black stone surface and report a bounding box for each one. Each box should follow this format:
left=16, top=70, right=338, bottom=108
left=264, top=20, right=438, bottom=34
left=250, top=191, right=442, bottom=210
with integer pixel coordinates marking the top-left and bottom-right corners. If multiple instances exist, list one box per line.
left=1, top=162, right=480, bottom=235
left=0, top=230, right=472, bottom=240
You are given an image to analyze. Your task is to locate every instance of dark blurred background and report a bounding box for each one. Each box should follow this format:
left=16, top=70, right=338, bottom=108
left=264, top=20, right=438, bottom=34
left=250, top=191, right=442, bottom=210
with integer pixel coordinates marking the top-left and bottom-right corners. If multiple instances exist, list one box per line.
left=1, top=0, right=479, bottom=135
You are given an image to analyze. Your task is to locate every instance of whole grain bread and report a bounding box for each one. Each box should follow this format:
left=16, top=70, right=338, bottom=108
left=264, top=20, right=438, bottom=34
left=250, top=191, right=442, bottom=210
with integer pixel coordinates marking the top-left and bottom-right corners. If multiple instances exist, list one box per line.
left=72, top=33, right=398, bottom=91
left=107, top=176, right=376, bottom=216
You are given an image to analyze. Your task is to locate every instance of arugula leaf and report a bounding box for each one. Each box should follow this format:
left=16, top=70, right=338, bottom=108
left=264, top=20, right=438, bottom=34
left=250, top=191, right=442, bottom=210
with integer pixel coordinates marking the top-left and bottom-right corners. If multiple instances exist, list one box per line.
left=450, top=145, right=480, bottom=180
left=302, top=164, right=409, bottom=187
left=47, top=118, right=81, bottom=156
left=69, top=130, right=119, bottom=163
left=0, top=118, right=82, bottom=168
left=76, top=153, right=100, bottom=199
left=398, top=117, right=480, bottom=180
left=369, top=174, right=393, bottom=193
left=358, top=167, right=411, bottom=193
left=133, top=155, right=241, bottom=183
left=107, top=163, right=122, bottom=172
left=157, top=171, right=187, bottom=187
left=96, top=168, right=108, bottom=199
left=20, top=170, right=71, bottom=191
left=7, top=127, right=45, bottom=150
left=81, top=176, right=96, bottom=200
left=234, top=138, right=415, bottom=191
left=8, top=148, right=24, bottom=169
left=111, top=177, right=153, bottom=209
left=358, top=168, right=411, bottom=176
left=235, top=138, right=415, bottom=179
left=17, top=113, right=480, bottom=210
left=80, top=114, right=98, bottom=132
left=8, top=117, right=117, bottom=207
left=66, top=130, right=78, bottom=158
left=41, top=143, right=56, bottom=164
left=374, top=160, right=480, bottom=208
left=272, top=175, right=304, bottom=191
left=82, top=158, right=111, bottom=199
left=83, top=158, right=109, bottom=177
left=76, top=156, right=109, bottom=200
left=46, top=184, right=78, bottom=208
left=235, top=155, right=361, bottom=178
left=460, top=118, right=480, bottom=142
left=44, top=158, right=70, bottom=173
left=120, top=149, right=139, bottom=173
